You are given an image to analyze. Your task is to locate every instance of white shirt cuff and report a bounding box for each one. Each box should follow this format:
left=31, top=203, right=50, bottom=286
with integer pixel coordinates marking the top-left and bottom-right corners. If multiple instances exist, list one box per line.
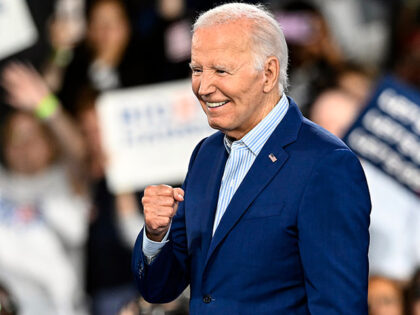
left=142, top=226, right=170, bottom=263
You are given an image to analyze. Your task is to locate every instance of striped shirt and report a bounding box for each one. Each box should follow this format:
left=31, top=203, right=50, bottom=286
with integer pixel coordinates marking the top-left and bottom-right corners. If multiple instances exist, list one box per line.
left=143, top=94, right=289, bottom=258
left=213, top=94, right=289, bottom=234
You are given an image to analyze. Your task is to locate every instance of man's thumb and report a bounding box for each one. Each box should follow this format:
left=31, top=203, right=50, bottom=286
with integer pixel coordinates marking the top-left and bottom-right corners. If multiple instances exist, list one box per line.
left=173, top=187, right=185, bottom=202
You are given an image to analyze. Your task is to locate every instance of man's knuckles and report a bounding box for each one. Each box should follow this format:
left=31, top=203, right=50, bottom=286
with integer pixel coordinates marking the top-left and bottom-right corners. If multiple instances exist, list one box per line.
left=144, top=205, right=175, bottom=218
left=144, top=198, right=176, bottom=210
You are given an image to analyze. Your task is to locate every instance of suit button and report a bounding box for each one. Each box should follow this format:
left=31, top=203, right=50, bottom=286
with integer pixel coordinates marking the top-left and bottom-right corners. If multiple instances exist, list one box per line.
left=203, top=295, right=212, bottom=303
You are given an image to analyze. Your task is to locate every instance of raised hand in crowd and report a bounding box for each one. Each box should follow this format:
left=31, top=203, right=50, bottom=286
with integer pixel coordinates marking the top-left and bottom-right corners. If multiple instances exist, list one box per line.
left=2, top=62, right=50, bottom=111
left=1, top=62, right=86, bottom=167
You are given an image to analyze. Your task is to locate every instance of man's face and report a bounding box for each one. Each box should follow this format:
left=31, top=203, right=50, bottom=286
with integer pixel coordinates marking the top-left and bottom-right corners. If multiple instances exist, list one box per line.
left=191, top=20, right=272, bottom=140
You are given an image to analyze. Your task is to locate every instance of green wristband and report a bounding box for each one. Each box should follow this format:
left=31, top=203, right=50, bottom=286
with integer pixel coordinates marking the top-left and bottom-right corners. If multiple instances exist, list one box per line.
left=35, top=94, right=59, bottom=120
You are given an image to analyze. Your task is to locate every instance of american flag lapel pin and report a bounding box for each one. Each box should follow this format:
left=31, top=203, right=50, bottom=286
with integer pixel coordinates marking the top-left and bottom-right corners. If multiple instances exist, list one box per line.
left=268, top=153, right=277, bottom=162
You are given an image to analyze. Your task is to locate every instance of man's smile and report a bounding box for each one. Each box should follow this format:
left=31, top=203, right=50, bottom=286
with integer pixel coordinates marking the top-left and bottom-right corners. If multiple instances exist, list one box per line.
left=206, top=100, right=230, bottom=108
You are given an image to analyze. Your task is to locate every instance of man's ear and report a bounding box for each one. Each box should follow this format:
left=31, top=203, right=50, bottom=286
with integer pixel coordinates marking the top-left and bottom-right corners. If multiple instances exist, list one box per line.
left=263, top=56, right=280, bottom=93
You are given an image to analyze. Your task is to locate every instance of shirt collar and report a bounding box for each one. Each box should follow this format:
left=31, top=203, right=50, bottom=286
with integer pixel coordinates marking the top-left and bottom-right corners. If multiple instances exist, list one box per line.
left=223, top=93, right=289, bottom=155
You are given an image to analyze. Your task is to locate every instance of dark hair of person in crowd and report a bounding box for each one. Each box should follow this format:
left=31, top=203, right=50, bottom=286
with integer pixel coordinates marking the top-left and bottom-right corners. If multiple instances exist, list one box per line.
left=85, top=0, right=130, bottom=20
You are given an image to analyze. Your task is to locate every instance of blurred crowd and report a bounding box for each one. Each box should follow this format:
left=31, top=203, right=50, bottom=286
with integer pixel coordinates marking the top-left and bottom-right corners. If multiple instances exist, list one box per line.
left=0, top=0, right=419, bottom=315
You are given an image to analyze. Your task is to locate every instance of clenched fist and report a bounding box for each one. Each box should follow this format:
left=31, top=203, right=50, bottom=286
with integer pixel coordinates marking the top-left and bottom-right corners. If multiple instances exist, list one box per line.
left=142, top=185, right=185, bottom=242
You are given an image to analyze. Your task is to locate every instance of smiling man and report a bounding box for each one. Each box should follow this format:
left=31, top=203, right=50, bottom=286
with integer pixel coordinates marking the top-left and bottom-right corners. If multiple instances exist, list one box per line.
left=132, top=3, right=371, bottom=314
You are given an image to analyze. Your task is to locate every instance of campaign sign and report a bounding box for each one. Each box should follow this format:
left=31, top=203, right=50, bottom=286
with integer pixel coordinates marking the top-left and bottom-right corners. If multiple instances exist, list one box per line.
left=97, top=80, right=213, bottom=193
left=343, top=76, right=420, bottom=198
left=0, top=0, right=37, bottom=60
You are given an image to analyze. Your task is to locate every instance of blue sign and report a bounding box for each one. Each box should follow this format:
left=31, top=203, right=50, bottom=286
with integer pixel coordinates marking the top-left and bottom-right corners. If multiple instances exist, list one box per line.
left=343, top=76, right=420, bottom=198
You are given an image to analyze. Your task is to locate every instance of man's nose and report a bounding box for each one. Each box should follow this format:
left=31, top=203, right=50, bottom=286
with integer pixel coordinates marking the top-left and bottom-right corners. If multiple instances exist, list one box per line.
left=198, top=72, right=216, bottom=96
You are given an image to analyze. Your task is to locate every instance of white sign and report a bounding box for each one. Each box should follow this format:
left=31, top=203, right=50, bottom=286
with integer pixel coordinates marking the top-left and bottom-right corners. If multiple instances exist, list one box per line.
left=97, top=80, right=213, bottom=193
left=0, top=0, right=38, bottom=60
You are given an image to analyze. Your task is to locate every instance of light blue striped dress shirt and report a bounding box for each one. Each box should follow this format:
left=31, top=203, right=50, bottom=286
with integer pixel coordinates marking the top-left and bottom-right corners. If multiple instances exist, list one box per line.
left=143, top=94, right=289, bottom=257
left=213, top=94, right=289, bottom=234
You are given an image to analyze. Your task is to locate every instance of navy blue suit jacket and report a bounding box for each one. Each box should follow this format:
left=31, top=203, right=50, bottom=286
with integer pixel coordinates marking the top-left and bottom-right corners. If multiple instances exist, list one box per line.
left=132, top=98, right=371, bottom=314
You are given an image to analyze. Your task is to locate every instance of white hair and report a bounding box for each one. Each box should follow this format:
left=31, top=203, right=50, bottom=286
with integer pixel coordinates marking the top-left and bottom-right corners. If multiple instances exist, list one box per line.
left=193, top=2, right=289, bottom=93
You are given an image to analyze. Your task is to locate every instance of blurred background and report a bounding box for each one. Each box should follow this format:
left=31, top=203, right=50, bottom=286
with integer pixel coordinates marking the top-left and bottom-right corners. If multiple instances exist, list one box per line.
left=0, top=0, right=419, bottom=315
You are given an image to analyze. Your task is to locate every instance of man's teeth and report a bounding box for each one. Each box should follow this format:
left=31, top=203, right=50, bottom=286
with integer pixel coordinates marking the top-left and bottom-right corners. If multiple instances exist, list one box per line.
left=206, top=101, right=229, bottom=108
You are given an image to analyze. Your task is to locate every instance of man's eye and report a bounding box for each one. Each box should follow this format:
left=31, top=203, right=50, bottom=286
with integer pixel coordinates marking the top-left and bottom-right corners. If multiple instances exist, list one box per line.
left=192, top=68, right=202, bottom=74
left=216, top=69, right=227, bottom=74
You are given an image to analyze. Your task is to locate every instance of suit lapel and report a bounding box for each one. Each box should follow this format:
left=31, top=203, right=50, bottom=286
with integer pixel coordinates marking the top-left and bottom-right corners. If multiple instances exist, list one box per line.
left=198, top=136, right=228, bottom=262
left=203, top=99, right=303, bottom=268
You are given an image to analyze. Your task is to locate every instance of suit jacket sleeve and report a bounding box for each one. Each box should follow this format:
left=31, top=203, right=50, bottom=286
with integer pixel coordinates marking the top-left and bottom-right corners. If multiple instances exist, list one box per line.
left=131, top=138, right=206, bottom=303
left=298, top=148, right=371, bottom=314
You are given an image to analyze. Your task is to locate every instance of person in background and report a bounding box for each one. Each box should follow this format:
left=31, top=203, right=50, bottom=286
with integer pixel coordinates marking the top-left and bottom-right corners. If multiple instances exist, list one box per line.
left=309, top=64, right=373, bottom=138
left=0, top=0, right=57, bottom=120
left=309, top=88, right=362, bottom=138
left=42, top=0, right=86, bottom=93
left=58, top=0, right=149, bottom=115
left=0, top=62, right=89, bottom=315
left=74, top=90, right=144, bottom=315
left=274, top=0, right=345, bottom=115
left=368, top=276, right=404, bottom=315
left=124, top=0, right=191, bottom=84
